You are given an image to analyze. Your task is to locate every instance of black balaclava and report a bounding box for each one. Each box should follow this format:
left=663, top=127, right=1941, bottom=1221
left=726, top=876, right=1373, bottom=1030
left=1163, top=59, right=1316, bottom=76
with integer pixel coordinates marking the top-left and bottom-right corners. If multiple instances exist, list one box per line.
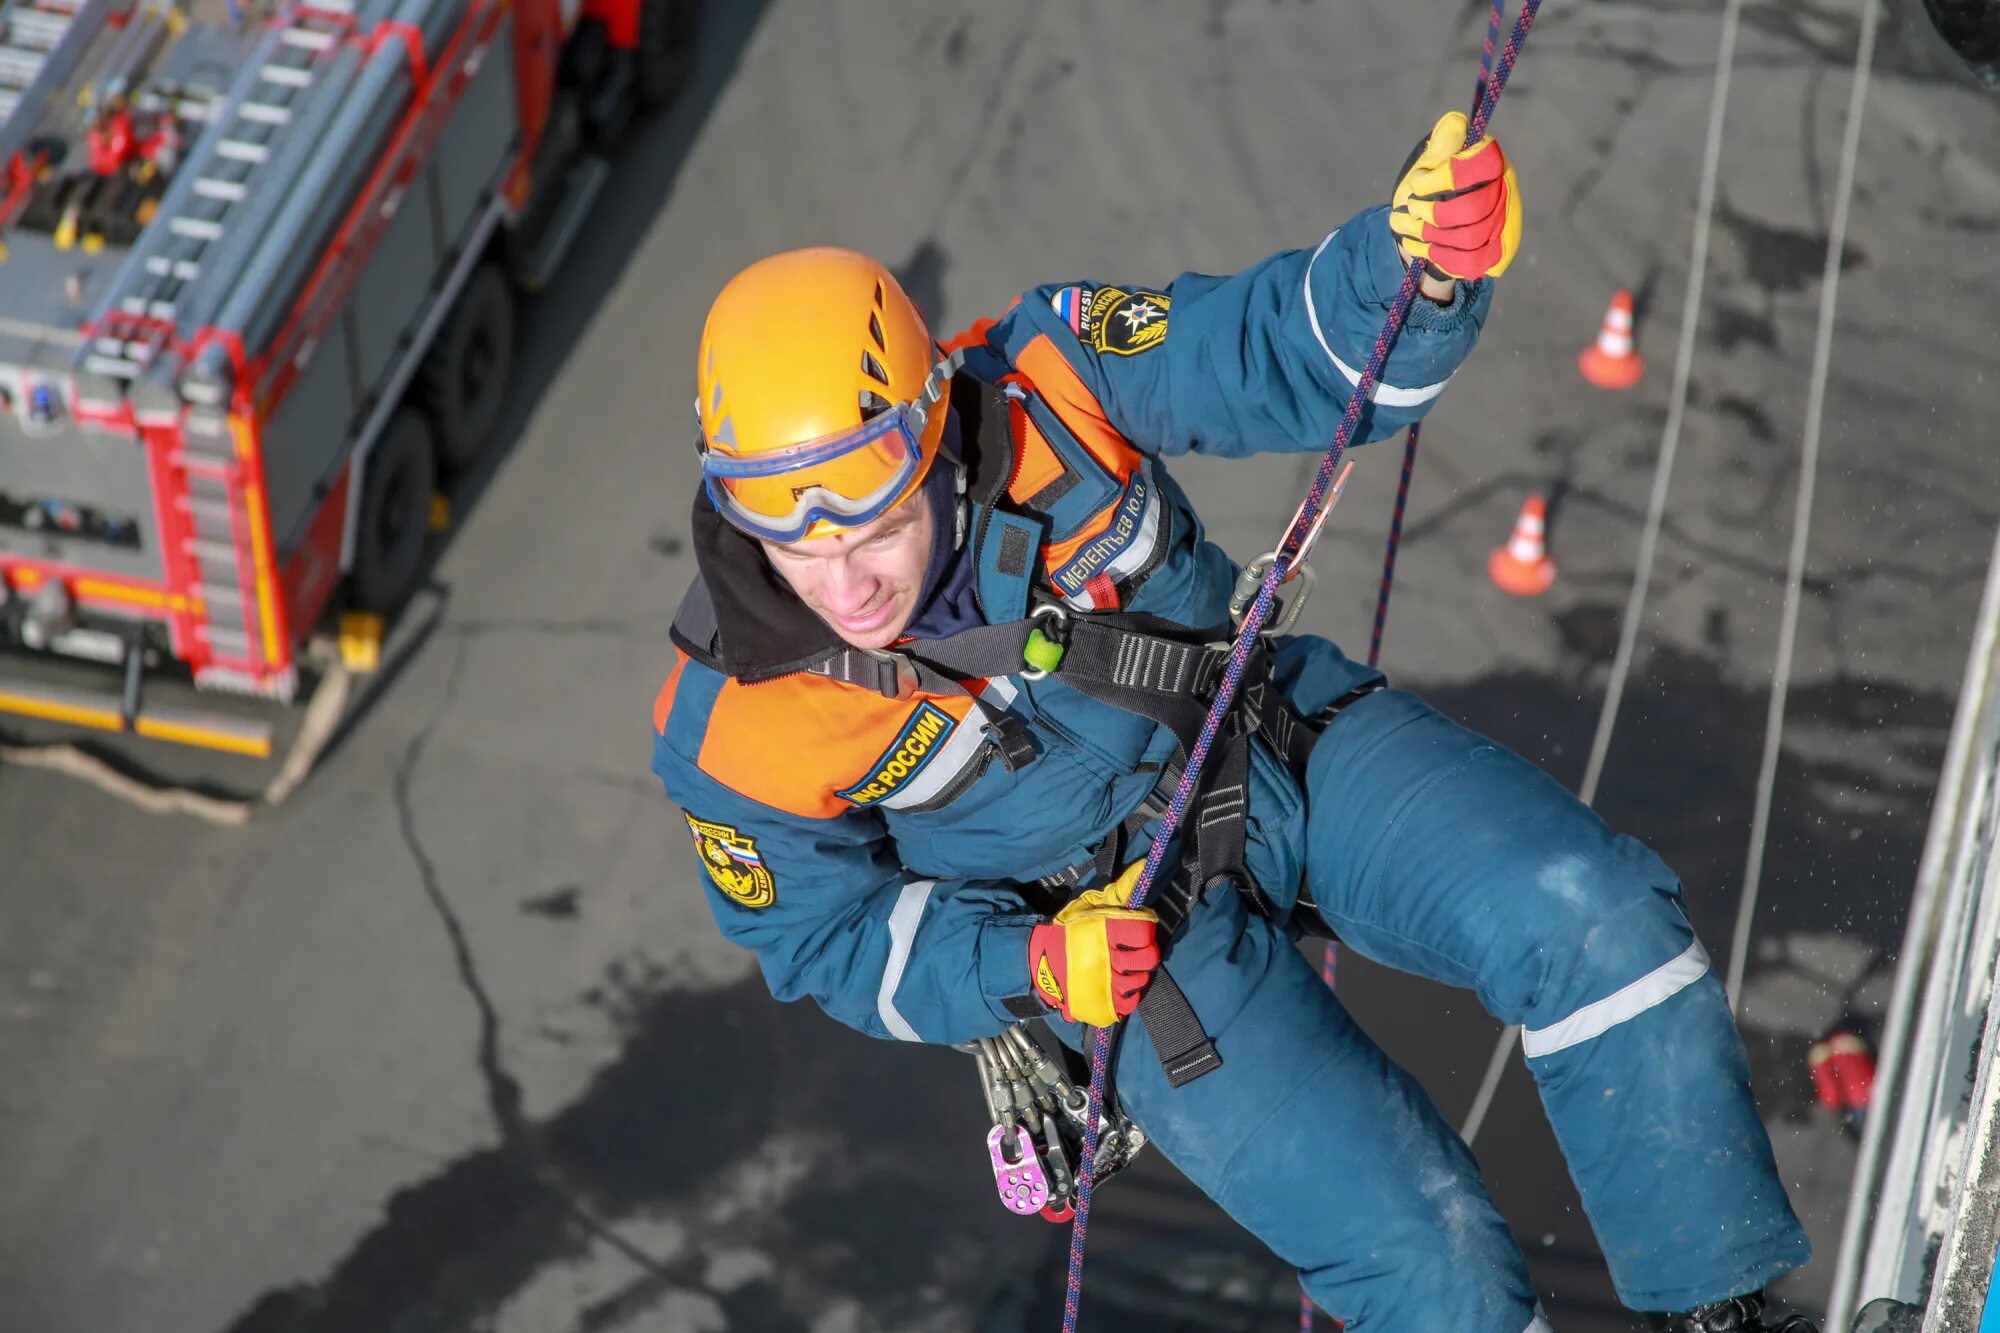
left=901, top=410, right=982, bottom=640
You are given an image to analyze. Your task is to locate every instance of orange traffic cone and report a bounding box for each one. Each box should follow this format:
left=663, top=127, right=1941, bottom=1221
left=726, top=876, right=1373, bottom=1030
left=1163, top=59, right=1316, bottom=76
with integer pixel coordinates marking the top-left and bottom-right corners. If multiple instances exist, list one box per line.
left=1578, top=289, right=1645, bottom=389
left=1489, top=495, right=1557, bottom=596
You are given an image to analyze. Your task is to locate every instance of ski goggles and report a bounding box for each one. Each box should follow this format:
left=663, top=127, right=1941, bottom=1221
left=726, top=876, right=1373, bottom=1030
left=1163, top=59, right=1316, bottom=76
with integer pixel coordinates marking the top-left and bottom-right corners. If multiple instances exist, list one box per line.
left=699, top=352, right=960, bottom=545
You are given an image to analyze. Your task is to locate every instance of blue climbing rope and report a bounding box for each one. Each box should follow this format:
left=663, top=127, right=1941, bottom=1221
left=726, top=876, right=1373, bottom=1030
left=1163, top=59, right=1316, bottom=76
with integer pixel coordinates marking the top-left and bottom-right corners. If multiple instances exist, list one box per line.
left=1061, top=2, right=1545, bottom=1327
left=1305, top=9, right=1505, bottom=1325
left=1362, top=0, right=1512, bottom=677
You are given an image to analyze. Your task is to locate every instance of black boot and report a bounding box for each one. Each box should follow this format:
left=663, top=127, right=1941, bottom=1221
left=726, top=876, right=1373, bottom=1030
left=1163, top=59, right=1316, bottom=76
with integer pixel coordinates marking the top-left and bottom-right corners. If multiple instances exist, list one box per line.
left=1679, top=1291, right=1818, bottom=1332
left=1851, top=1298, right=1923, bottom=1333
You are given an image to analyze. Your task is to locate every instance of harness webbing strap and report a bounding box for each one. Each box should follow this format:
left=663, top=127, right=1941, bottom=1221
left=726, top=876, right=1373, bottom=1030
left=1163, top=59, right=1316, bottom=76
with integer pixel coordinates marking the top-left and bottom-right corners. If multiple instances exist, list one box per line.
left=1135, top=967, right=1223, bottom=1087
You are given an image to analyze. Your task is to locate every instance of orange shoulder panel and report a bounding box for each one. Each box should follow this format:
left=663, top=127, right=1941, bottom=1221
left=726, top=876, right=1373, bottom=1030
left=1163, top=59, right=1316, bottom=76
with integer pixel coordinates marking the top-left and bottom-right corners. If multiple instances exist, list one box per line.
left=652, top=650, right=689, bottom=734
left=1010, top=335, right=1149, bottom=582
left=997, top=375, right=1066, bottom=507
left=1011, top=334, right=1144, bottom=479
left=697, top=675, right=982, bottom=820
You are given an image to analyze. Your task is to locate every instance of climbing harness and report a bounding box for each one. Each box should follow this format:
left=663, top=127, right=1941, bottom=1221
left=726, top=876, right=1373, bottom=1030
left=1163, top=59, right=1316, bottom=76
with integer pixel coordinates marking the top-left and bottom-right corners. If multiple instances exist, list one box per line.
left=1057, top=2, right=1546, bottom=1326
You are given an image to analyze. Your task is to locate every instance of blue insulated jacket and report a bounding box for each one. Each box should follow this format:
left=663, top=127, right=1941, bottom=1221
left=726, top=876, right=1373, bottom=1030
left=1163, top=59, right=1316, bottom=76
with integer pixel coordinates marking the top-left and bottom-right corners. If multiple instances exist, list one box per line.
left=653, top=207, right=1492, bottom=1046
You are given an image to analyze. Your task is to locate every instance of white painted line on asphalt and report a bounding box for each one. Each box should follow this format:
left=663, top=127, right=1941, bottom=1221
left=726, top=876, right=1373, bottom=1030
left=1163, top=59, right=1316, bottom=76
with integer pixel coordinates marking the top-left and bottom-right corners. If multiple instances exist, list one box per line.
left=1464, top=0, right=1751, bottom=1147
left=1727, top=0, right=1883, bottom=1013
left=1577, top=0, right=1749, bottom=809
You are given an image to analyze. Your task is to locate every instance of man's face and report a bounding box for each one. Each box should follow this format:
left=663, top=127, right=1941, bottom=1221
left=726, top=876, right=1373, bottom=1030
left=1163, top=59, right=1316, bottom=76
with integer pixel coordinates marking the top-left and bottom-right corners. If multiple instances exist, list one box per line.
left=759, top=493, right=934, bottom=650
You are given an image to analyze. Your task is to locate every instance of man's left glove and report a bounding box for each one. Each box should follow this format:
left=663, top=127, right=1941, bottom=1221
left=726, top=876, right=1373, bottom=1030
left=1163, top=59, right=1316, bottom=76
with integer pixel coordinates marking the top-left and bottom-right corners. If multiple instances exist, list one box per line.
left=1027, top=861, right=1161, bottom=1028
left=1389, top=109, right=1523, bottom=281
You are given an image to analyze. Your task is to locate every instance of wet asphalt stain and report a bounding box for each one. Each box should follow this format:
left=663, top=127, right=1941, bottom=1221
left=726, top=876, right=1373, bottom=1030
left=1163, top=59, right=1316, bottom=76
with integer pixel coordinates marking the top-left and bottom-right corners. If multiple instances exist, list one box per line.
left=222, top=976, right=780, bottom=1333
left=1715, top=199, right=1866, bottom=296
left=521, top=886, right=582, bottom=920
left=1926, top=209, right=2000, bottom=235
left=1745, top=0, right=1998, bottom=90
left=1704, top=605, right=1732, bottom=654
left=1709, top=392, right=1779, bottom=444
left=222, top=958, right=1274, bottom=1332
left=1550, top=600, right=1627, bottom=661
left=1706, top=301, right=1779, bottom=355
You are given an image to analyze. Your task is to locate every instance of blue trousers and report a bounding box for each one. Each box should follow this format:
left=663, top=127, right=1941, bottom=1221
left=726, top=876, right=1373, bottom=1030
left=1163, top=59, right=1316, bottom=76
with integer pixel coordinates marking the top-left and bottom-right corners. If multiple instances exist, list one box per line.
left=1092, top=687, right=1810, bottom=1330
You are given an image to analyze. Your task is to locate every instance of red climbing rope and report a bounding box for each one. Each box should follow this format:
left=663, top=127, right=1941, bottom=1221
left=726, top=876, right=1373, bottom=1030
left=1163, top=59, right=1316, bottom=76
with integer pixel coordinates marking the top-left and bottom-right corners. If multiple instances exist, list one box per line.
left=1062, top=3, right=1546, bottom=1328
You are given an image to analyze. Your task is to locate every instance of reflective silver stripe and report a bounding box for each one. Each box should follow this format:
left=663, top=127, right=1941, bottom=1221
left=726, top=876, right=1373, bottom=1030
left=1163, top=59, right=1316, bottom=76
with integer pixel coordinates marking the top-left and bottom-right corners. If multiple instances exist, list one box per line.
left=1097, top=460, right=1165, bottom=584
left=1521, top=940, right=1711, bottom=1059
left=875, top=709, right=989, bottom=810
left=874, top=679, right=1016, bottom=811
left=1302, top=228, right=1454, bottom=409
left=1059, top=460, right=1166, bottom=611
left=878, top=880, right=935, bottom=1042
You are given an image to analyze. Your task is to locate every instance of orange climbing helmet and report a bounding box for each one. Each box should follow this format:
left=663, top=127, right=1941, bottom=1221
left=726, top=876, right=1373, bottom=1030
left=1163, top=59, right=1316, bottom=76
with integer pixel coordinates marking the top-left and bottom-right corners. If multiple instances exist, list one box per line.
left=695, top=247, right=955, bottom=544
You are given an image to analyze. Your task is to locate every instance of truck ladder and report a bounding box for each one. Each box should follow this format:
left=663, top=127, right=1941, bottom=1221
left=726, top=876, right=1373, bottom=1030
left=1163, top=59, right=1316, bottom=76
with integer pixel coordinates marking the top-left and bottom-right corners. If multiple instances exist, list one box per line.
left=0, top=0, right=111, bottom=136
left=81, top=0, right=352, bottom=379
left=0, top=0, right=78, bottom=123
left=167, top=413, right=277, bottom=680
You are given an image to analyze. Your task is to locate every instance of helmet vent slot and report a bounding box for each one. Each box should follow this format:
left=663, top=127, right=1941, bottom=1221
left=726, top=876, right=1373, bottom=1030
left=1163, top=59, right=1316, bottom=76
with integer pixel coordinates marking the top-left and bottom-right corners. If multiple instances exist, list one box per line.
left=860, top=348, right=891, bottom=387
left=859, top=389, right=893, bottom=419
left=868, top=312, right=886, bottom=351
left=872, top=280, right=885, bottom=309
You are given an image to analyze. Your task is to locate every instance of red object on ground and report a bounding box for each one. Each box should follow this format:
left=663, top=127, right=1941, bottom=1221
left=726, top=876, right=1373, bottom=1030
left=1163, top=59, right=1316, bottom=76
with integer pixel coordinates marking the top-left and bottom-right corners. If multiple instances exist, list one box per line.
left=584, top=0, right=641, bottom=47
left=1809, top=1030, right=1876, bottom=1115
left=87, top=108, right=138, bottom=176
left=1578, top=288, right=1645, bottom=389
left=1487, top=494, right=1557, bottom=596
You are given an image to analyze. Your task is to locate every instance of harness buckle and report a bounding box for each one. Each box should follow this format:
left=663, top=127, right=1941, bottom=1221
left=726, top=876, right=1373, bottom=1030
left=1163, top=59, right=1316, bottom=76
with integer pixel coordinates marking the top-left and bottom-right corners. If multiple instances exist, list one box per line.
left=860, top=647, right=919, bottom=700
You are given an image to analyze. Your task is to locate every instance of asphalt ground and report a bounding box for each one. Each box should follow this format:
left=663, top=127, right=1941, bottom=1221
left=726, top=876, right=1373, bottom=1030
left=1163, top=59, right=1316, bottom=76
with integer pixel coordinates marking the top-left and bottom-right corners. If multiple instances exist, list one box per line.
left=3, top=1, right=1999, bottom=1330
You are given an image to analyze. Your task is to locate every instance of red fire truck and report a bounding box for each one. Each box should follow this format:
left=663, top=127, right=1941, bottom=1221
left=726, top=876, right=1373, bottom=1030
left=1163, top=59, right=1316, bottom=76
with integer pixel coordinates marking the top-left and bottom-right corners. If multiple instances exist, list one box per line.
left=0, top=0, right=697, bottom=757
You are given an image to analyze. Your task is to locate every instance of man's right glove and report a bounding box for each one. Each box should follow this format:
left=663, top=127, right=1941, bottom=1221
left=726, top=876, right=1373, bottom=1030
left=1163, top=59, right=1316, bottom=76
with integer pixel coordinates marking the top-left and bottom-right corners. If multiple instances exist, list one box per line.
left=1389, top=109, right=1523, bottom=281
left=1027, top=862, right=1161, bottom=1028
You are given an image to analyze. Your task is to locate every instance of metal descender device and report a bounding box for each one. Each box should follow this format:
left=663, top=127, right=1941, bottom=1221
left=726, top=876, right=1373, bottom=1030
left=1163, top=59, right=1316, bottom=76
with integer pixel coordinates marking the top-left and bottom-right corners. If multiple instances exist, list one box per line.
left=966, top=1023, right=1146, bottom=1222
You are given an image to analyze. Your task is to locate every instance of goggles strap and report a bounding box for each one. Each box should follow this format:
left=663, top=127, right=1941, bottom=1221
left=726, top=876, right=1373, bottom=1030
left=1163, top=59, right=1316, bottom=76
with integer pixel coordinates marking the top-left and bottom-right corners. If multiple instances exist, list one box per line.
left=907, top=348, right=966, bottom=440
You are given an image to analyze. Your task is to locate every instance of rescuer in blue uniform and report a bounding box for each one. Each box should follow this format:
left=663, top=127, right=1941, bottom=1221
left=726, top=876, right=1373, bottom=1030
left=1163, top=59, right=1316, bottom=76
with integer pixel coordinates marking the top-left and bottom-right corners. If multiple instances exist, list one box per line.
left=652, top=113, right=1817, bottom=1332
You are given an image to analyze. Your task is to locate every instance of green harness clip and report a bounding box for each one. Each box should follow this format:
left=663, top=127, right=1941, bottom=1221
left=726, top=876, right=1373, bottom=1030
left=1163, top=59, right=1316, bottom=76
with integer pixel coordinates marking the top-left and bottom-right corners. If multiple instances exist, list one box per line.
left=1023, top=627, right=1066, bottom=675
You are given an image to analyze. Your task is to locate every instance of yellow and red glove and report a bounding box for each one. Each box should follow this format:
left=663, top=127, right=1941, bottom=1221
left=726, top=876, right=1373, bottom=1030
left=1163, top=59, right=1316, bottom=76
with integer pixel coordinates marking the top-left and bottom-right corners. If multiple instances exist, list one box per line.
left=1389, top=110, right=1523, bottom=281
left=1027, top=862, right=1161, bottom=1028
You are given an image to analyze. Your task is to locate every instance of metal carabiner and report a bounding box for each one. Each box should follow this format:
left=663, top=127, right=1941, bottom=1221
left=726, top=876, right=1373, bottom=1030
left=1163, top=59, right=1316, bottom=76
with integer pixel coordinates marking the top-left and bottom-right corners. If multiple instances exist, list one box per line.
left=1227, top=460, right=1355, bottom=633
left=1230, top=556, right=1317, bottom=636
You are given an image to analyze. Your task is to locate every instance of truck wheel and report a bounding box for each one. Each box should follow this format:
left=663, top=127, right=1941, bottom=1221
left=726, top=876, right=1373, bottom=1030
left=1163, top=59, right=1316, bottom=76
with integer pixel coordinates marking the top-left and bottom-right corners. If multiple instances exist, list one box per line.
left=419, top=263, right=515, bottom=473
left=634, top=0, right=700, bottom=108
left=350, top=410, right=436, bottom=614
